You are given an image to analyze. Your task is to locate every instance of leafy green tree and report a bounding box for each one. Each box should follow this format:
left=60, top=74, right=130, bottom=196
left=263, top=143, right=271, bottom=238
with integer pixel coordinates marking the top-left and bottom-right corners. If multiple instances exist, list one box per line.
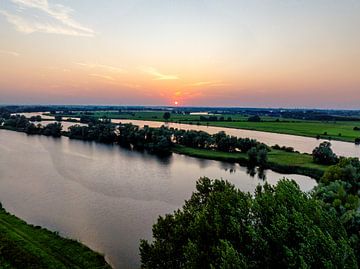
left=314, top=158, right=360, bottom=262
left=257, top=148, right=268, bottom=166
left=25, top=123, right=41, bottom=135
left=312, top=141, right=338, bottom=165
left=41, top=122, right=62, bottom=137
left=163, top=112, right=171, bottom=121
left=140, top=178, right=356, bottom=268
left=247, top=147, right=258, bottom=166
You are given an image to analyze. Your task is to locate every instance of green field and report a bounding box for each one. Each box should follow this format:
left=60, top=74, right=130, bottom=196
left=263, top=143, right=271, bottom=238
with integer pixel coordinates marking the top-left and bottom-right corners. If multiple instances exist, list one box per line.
left=53, top=111, right=360, bottom=143
left=0, top=206, right=111, bottom=269
left=172, top=145, right=328, bottom=179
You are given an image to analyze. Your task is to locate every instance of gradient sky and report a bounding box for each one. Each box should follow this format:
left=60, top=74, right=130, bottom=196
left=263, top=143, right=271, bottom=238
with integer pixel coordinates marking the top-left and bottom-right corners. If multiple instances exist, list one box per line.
left=0, top=0, right=359, bottom=108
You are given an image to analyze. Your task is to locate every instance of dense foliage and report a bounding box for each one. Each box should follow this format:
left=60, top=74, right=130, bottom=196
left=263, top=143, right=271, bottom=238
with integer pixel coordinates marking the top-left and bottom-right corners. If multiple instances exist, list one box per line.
left=140, top=178, right=356, bottom=268
left=163, top=112, right=171, bottom=120
left=66, top=121, right=270, bottom=160
left=1, top=115, right=62, bottom=137
left=312, top=141, right=338, bottom=165
left=117, top=124, right=172, bottom=154
left=314, top=158, right=360, bottom=263
left=68, top=123, right=116, bottom=143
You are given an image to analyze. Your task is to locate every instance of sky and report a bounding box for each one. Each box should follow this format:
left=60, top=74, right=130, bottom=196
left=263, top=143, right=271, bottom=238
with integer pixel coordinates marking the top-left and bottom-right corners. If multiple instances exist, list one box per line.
left=0, top=0, right=359, bottom=108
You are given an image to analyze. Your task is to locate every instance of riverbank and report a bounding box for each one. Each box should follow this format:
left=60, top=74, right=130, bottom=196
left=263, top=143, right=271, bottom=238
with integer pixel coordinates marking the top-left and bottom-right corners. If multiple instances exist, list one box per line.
left=172, top=145, right=327, bottom=180
left=0, top=123, right=330, bottom=180
left=0, top=205, right=111, bottom=268
left=48, top=111, right=360, bottom=143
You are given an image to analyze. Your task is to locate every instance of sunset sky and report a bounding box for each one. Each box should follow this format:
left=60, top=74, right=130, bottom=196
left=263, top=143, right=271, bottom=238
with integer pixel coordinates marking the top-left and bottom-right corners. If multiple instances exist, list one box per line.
left=0, top=0, right=359, bottom=108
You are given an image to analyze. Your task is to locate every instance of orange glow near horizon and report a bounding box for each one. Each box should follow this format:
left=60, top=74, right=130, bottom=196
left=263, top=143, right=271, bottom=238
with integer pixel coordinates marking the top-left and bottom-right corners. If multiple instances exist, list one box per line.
left=0, top=0, right=359, bottom=108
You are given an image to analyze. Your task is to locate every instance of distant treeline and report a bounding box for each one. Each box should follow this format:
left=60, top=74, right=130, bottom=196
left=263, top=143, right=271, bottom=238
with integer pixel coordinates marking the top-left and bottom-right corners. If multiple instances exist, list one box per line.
left=2, top=105, right=360, bottom=121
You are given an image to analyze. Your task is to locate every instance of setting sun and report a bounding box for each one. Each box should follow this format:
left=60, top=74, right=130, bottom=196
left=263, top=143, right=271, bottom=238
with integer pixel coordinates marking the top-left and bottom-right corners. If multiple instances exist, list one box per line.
left=174, top=101, right=179, bottom=105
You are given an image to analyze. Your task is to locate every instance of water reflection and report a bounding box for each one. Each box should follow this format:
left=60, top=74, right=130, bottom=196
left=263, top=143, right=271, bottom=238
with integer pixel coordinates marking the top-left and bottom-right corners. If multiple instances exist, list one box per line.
left=16, top=112, right=360, bottom=158
left=0, top=128, right=316, bottom=269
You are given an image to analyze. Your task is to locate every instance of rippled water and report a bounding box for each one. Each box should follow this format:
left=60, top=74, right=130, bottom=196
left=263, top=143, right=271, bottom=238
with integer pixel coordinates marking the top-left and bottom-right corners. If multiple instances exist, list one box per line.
left=0, top=130, right=316, bottom=268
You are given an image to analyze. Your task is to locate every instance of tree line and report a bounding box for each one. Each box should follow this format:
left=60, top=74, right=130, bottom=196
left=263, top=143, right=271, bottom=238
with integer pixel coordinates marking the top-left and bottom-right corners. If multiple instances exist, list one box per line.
left=0, top=114, right=62, bottom=137
left=66, top=122, right=271, bottom=165
left=1, top=113, right=342, bottom=168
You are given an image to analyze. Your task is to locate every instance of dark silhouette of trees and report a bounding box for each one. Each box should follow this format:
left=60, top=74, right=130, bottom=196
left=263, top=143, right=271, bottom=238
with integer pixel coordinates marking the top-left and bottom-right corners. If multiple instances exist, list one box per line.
left=312, top=142, right=338, bottom=165
left=41, top=122, right=62, bottom=137
left=247, top=115, right=261, bottom=122
left=163, top=112, right=171, bottom=121
left=68, top=124, right=115, bottom=143
left=29, top=115, right=42, bottom=122
left=54, top=115, right=62, bottom=121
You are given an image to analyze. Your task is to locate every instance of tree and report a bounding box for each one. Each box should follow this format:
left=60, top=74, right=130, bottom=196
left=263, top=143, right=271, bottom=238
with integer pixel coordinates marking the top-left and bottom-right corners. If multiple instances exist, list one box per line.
left=247, top=115, right=261, bottom=122
left=54, top=115, right=63, bottom=121
left=41, top=122, right=62, bottom=137
left=312, top=141, right=338, bottom=165
left=257, top=148, right=268, bottom=166
left=163, top=112, right=171, bottom=121
left=247, top=147, right=258, bottom=165
left=140, top=178, right=356, bottom=268
left=314, top=158, right=360, bottom=262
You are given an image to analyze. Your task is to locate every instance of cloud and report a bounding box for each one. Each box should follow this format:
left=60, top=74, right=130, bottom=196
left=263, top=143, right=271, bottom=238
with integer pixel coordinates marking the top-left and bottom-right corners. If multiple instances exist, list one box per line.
left=141, top=67, right=179, bottom=80
left=0, top=0, right=94, bottom=37
left=187, top=80, right=230, bottom=87
left=0, top=49, right=20, bottom=57
left=90, top=73, right=115, bottom=81
left=77, top=62, right=125, bottom=73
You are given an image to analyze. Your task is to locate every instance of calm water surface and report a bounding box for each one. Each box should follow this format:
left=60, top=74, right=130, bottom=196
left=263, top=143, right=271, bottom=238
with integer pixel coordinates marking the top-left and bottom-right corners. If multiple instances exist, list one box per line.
left=17, top=112, right=360, bottom=158
left=0, top=130, right=315, bottom=268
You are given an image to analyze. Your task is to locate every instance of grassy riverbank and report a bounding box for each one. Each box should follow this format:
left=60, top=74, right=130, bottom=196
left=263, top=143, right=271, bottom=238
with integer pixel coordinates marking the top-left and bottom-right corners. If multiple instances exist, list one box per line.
left=51, top=111, right=360, bottom=143
left=0, top=123, right=329, bottom=180
left=172, top=145, right=328, bottom=179
left=0, top=205, right=111, bottom=269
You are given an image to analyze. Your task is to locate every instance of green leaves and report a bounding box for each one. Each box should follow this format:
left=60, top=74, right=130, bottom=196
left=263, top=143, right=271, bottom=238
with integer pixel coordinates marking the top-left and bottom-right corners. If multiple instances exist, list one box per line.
left=140, top=178, right=357, bottom=268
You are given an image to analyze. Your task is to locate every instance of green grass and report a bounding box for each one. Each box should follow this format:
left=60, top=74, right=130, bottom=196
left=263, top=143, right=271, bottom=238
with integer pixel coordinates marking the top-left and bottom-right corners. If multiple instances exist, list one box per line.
left=199, top=121, right=360, bottom=143
left=51, top=111, right=360, bottom=143
left=172, top=145, right=328, bottom=179
left=0, top=206, right=111, bottom=269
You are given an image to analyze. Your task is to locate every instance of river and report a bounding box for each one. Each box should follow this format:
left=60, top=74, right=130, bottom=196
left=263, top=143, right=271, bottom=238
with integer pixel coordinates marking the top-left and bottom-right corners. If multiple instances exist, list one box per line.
left=16, top=112, right=360, bottom=158
left=0, top=129, right=316, bottom=268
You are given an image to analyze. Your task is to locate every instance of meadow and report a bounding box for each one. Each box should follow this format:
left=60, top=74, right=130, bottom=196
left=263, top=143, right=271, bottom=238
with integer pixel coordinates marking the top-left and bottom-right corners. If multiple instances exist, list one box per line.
left=56, top=111, right=360, bottom=143
left=0, top=206, right=110, bottom=269
left=172, top=145, right=328, bottom=179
